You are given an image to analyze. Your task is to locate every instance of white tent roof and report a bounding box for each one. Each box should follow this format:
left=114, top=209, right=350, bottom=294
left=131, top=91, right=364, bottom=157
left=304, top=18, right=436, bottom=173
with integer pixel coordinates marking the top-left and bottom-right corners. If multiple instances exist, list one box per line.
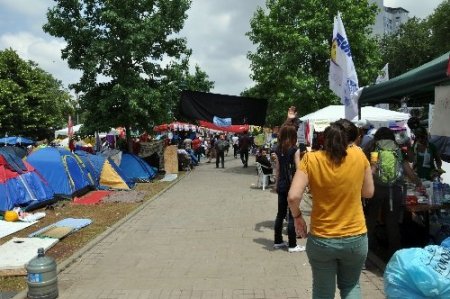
left=299, top=105, right=410, bottom=122
left=54, top=124, right=83, bottom=138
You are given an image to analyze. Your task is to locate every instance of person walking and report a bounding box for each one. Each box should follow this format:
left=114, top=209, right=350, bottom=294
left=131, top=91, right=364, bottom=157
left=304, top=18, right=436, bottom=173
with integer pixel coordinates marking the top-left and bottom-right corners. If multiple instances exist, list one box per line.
left=273, top=125, right=304, bottom=253
left=239, top=131, right=251, bottom=168
left=231, top=134, right=239, bottom=158
left=288, top=122, right=374, bottom=299
left=215, top=134, right=229, bottom=168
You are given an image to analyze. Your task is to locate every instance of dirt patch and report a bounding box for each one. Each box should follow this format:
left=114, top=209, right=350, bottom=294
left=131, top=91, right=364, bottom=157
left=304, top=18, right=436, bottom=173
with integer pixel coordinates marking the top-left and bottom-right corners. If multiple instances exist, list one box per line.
left=0, top=177, right=177, bottom=292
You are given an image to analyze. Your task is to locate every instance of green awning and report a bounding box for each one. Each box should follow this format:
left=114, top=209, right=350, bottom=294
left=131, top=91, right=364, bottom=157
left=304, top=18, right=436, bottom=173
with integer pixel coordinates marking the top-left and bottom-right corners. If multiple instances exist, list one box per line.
left=359, top=51, right=450, bottom=106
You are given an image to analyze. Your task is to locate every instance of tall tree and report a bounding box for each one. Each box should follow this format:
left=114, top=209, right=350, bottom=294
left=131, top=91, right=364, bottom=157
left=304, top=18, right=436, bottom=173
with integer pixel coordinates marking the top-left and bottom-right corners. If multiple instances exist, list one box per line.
left=379, top=1, right=450, bottom=80
left=428, top=0, right=450, bottom=57
left=0, top=48, right=72, bottom=140
left=43, top=0, right=212, bottom=141
left=378, top=18, right=434, bottom=78
left=246, top=0, right=381, bottom=126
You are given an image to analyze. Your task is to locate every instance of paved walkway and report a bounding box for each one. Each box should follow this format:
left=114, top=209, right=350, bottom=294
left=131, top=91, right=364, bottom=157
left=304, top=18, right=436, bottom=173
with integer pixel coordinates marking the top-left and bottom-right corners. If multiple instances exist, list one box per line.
left=45, top=155, right=385, bottom=298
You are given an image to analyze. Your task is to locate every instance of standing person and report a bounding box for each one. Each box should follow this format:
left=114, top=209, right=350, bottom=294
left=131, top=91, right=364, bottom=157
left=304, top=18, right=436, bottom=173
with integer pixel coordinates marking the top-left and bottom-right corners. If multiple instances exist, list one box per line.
left=363, top=127, right=421, bottom=259
left=231, top=134, right=239, bottom=158
left=273, top=125, right=304, bottom=253
left=239, top=131, right=251, bottom=168
left=413, top=126, right=443, bottom=180
left=288, top=123, right=374, bottom=299
left=215, top=134, right=228, bottom=168
left=206, top=135, right=216, bottom=164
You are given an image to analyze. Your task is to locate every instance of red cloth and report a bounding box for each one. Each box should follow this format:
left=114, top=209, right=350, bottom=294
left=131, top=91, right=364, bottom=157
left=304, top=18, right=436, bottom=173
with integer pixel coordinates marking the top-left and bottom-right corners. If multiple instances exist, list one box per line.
left=73, top=190, right=113, bottom=205
left=192, top=138, right=202, bottom=150
left=198, top=120, right=249, bottom=133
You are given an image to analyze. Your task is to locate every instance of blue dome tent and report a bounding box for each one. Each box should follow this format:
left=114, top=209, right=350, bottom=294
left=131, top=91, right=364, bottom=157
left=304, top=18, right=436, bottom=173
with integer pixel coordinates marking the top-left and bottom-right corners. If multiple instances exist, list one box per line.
left=26, top=147, right=95, bottom=198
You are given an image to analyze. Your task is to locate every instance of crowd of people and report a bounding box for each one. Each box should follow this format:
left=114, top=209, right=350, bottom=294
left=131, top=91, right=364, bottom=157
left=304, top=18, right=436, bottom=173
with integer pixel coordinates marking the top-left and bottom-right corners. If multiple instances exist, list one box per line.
left=267, top=106, right=445, bottom=299
left=163, top=129, right=260, bottom=171
left=155, top=106, right=446, bottom=299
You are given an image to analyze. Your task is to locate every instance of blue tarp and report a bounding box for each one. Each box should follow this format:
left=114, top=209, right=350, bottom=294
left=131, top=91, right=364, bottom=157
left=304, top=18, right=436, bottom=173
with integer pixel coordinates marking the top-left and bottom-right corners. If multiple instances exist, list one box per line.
left=0, top=136, right=35, bottom=145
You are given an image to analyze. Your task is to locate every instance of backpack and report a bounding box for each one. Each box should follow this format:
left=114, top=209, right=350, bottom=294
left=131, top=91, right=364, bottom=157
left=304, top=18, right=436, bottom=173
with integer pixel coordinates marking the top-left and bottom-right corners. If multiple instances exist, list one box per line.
left=374, top=139, right=403, bottom=186
left=217, top=140, right=227, bottom=151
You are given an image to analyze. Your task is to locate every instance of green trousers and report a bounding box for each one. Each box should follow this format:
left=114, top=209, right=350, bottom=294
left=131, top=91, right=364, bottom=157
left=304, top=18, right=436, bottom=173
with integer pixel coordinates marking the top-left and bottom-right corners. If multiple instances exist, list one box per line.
left=306, top=233, right=368, bottom=299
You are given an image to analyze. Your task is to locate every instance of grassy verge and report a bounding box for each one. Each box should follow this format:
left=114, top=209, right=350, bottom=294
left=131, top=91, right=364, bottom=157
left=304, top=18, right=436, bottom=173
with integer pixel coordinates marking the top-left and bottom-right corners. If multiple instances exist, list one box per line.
left=0, top=177, right=176, bottom=292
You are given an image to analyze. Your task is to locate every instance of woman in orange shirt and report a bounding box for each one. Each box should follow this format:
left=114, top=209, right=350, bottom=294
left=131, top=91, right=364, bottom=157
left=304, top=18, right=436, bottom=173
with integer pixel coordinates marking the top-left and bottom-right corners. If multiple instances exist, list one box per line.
left=288, top=123, right=374, bottom=299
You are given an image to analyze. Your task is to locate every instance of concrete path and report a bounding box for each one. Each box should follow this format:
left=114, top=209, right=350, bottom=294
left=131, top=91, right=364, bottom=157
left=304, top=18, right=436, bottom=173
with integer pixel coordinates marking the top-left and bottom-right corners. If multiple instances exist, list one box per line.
left=54, top=154, right=385, bottom=298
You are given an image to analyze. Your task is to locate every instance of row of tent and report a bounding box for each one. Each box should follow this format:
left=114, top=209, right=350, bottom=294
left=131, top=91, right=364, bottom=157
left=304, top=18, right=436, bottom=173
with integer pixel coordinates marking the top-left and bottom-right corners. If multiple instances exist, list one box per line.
left=0, top=147, right=157, bottom=212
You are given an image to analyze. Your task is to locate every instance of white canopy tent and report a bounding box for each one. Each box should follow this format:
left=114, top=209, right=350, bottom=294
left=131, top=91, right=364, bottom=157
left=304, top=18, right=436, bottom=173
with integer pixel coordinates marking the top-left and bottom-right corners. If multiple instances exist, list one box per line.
left=299, top=105, right=410, bottom=144
left=54, top=124, right=83, bottom=138
left=300, top=105, right=410, bottom=123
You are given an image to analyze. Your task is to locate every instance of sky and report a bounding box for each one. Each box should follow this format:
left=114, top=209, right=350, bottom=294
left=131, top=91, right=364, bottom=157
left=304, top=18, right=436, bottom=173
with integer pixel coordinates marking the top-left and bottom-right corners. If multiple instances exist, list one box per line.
left=0, top=0, right=445, bottom=97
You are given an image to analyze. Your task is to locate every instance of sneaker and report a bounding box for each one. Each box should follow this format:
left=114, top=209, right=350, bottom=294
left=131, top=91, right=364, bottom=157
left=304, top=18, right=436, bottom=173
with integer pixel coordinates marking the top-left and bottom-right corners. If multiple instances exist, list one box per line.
left=273, top=242, right=287, bottom=249
left=288, top=245, right=306, bottom=253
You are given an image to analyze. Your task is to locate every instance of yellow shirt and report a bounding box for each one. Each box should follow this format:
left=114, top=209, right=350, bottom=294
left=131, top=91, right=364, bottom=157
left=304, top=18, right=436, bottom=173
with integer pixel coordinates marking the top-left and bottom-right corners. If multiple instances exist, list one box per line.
left=299, top=146, right=369, bottom=238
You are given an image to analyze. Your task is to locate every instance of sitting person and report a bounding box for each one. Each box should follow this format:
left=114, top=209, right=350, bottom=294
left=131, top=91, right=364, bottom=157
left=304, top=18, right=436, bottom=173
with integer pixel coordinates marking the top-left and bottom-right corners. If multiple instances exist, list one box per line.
left=256, top=147, right=273, bottom=175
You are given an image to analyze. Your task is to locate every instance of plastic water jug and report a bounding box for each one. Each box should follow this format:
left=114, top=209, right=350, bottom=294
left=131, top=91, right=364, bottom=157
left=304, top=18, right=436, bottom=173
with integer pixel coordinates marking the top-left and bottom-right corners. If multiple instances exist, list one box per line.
left=26, top=248, right=58, bottom=299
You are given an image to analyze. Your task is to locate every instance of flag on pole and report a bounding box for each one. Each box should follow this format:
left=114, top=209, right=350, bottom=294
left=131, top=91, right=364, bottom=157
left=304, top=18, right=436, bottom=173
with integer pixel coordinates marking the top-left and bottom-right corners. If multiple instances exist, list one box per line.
left=68, top=115, right=74, bottom=138
left=329, top=12, right=359, bottom=120
left=375, top=63, right=389, bottom=84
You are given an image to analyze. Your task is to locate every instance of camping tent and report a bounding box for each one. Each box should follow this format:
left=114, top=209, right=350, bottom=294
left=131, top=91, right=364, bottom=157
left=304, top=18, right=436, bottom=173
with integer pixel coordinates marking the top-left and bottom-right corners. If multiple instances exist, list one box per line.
left=26, top=147, right=95, bottom=198
left=54, top=124, right=83, bottom=138
left=0, top=149, right=54, bottom=211
left=75, top=151, right=134, bottom=190
left=118, top=153, right=157, bottom=182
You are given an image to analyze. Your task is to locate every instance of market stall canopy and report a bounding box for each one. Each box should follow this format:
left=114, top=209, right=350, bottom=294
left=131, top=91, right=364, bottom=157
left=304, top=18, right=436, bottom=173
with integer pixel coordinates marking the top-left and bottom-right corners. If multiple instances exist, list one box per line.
left=181, top=90, right=268, bottom=126
left=198, top=120, right=249, bottom=134
left=54, top=124, right=83, bottom=138
left=359, top=51, right=450, bottom=106
left=300, top=105, right=410, bottom=123
left=153, top=122, right=198, bottom=132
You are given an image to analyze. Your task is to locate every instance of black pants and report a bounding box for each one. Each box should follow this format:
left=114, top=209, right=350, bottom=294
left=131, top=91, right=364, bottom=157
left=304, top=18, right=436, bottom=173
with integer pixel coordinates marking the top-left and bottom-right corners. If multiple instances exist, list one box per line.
left=240, top=148, right=248, bottom=167
left=233, top=144, right=239, bottom=158
left=274, top=191, right=297, bottom=247
left=365, top=184, right=403, bottom=258
left=216, top=150, right=225, bottom=168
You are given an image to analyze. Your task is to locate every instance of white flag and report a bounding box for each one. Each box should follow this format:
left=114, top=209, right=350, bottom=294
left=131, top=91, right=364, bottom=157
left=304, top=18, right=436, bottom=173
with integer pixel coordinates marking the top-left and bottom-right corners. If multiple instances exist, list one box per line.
left=375, top=63, right=389, bottom=84
left=329, top=12, right=359, bottom=120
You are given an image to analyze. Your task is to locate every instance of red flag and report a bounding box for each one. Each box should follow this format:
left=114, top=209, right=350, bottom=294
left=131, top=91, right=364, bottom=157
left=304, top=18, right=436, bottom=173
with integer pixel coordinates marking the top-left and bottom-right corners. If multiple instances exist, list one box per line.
left=68, top=115, right=74, bottom=138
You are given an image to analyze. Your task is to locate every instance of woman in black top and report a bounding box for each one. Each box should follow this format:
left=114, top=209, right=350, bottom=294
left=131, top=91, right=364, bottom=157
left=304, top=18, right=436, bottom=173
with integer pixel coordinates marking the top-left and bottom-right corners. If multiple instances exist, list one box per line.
left=273, top=125, right=304, bottom=253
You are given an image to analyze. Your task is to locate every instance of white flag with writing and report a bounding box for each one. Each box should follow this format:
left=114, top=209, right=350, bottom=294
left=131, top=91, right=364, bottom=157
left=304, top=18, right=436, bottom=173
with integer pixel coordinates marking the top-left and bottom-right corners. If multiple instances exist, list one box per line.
left=375, top=63, right=389, bottom=84
left=329, top=12, right=359, bottom=120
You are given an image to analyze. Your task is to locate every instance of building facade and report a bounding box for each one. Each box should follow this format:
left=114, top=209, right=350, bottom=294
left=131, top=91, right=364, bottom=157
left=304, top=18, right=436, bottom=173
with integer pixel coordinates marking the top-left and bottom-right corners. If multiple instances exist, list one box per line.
left=370, top=0, right=409, bottom=36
